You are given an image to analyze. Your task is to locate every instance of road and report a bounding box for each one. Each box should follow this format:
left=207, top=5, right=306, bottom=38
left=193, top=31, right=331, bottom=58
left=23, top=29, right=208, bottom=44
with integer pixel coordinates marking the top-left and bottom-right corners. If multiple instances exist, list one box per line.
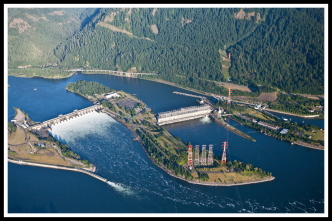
left=68, top=69, right=157, bottom=75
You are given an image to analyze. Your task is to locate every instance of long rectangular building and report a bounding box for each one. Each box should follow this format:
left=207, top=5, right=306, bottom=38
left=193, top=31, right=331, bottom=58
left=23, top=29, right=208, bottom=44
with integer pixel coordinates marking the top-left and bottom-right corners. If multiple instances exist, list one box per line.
left=157, top=104, right=212, bottom=125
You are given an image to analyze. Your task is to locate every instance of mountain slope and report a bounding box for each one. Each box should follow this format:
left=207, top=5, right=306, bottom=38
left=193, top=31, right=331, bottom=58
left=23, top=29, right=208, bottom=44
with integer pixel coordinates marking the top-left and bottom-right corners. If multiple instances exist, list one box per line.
left=228, top=8, right=324, bottom=94
left=8, top=8, right=97, bottom=68
left=8, top=7, right=324, bottom=95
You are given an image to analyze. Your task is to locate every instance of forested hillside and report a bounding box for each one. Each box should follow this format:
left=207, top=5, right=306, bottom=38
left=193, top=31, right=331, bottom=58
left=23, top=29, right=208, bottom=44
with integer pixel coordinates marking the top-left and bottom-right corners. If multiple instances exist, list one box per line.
left=8, top=8, right=98, bottom=68
left=228, top=8, right=324, bottom=94
left=55, top=8, right=267, bottom=81
left=8, top=7, right=324, bottom=95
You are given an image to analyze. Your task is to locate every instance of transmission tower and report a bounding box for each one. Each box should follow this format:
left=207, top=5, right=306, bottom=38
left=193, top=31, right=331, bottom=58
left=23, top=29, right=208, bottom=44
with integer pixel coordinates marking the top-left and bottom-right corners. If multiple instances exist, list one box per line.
left=221, top=141, right=228, bottom=165
left=227, top=88, right=232, bottom=105
left=187, top=145, right=193, bottom=168
left=200, top=145, right=207, bottom=166
left=208, top=144, right=213, bottom=166
left=194, top=145, right=200, bottom=166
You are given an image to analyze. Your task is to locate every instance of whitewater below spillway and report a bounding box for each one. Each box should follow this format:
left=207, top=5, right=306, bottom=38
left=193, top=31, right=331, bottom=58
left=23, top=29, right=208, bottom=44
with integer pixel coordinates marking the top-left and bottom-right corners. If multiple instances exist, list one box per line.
left=48, top=111, right=322, bottom=213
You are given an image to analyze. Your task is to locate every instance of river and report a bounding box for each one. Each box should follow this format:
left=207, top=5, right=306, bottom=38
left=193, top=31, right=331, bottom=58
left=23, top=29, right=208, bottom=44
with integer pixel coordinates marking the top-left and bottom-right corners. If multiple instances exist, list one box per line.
left=6, top=74, right=326, bottom=215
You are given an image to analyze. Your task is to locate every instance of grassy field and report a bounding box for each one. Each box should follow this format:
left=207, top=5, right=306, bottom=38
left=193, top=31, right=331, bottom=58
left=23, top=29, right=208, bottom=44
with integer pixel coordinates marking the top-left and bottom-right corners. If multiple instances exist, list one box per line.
left=8, top=125, right=73, bottom=167
left=245, top=109, right=276, bottom=122
left=8, top=126, right=26, bottom=144
left=305, top=130, right=324, bottom=142
left=8, top=146, right=72, bottom=167
left=206, top=171, right=267, bottom=183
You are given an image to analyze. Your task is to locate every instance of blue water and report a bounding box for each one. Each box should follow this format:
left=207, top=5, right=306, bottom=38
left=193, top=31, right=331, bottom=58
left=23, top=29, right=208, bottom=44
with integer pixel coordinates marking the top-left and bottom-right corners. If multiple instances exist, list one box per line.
left=7, top=74, right=325, bottom=214
left=264, top=111, right=324, bottom=129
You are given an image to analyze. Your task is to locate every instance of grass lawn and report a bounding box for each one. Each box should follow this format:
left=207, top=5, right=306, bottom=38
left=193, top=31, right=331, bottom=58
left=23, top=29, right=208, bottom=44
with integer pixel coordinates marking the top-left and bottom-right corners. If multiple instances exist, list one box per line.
left=305, top=130, right=324, bottom=142
left=8, top=126, right=26, bottom=144
left=8, top=146, right=72, bottom=167
left=206, top=171, right=266, bottom=184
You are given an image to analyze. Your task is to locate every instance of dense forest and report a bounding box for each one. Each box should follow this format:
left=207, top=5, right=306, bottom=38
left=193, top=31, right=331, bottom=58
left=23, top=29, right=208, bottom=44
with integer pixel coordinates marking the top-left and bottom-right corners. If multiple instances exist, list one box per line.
left=66, top=80, right=112, bottom=96
left=228, top=8, right=324, bottom=94
left=8, top=7, right=324, bottom=95
left=8, top=8, right=98, bottom=68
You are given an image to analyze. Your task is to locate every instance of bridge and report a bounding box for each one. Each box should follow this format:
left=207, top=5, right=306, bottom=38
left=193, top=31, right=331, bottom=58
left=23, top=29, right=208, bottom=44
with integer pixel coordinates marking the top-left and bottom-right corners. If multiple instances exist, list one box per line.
left=30, top=104, right=103, bottom=130
left=68, top=69, right=158, bottom=77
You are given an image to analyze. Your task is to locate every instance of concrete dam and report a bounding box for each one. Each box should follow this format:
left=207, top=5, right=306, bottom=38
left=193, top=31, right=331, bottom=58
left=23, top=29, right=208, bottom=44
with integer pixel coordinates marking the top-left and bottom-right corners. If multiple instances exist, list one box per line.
left=157, top=104, right=213, bottom=126
left=30, top=104, right=103, bottom=130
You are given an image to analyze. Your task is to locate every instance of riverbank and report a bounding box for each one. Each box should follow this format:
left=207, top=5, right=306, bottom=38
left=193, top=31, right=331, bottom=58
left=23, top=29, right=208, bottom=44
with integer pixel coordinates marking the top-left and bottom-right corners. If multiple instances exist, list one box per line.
left=8, top=70, right=75, bottom=79
left=292, top=141, right=324, bottom=150
left=265, top=108, right=321, bottom=118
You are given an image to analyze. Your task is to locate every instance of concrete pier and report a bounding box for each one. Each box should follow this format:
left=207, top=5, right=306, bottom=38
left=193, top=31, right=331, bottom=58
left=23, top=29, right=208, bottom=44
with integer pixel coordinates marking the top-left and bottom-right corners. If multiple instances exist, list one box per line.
left=8, top=159, right=107, bottom=183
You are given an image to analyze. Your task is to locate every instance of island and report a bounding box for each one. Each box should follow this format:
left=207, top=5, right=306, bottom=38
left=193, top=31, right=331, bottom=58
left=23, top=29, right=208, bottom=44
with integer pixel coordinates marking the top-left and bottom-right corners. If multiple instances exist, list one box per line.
left=66, top=80, right=276, bottom=185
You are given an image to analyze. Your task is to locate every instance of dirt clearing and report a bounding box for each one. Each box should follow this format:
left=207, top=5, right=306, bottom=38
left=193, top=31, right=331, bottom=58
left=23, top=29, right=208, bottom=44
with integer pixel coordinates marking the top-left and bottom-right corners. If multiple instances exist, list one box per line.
left=151, top=24, right=158, bottom=34
left=256, top=92, right=278, bottom=102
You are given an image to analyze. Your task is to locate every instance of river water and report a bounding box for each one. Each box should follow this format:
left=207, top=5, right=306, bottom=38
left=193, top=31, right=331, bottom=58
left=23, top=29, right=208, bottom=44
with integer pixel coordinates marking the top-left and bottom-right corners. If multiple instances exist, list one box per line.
left=6, top=74, right=326, bottom=215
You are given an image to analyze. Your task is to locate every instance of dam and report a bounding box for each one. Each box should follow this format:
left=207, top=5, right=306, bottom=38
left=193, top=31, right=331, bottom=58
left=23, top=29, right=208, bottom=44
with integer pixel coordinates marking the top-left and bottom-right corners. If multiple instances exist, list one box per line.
left=157, top=104, right=213, bottom=126
left=29, top=104, right=103, bottom=130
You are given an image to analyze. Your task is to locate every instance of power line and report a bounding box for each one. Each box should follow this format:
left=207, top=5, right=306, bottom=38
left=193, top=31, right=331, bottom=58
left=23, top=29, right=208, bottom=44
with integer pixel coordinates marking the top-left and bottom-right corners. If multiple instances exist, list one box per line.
left=226, top=117, right=244, bottom=212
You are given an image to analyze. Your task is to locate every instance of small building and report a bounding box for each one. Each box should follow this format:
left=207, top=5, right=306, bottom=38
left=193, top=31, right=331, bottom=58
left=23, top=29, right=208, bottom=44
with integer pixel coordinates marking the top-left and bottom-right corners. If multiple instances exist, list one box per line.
left=280, top=129, right=289, bottom=134
left=105, top=92, right=120, bottom=99
left=254, top=103, right=262, bottom=109
left=36, top=142, right=45, bottom=148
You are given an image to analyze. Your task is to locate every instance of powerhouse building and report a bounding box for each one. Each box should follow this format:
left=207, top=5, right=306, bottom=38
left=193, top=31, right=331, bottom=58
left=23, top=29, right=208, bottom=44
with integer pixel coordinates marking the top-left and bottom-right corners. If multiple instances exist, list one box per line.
left=157, top=104, right=212, bottom=125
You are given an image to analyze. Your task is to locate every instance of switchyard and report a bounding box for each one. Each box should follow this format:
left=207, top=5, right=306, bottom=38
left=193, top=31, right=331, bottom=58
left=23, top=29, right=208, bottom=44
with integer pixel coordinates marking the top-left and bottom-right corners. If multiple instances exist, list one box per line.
left=188, top=144, right=214, bottom=168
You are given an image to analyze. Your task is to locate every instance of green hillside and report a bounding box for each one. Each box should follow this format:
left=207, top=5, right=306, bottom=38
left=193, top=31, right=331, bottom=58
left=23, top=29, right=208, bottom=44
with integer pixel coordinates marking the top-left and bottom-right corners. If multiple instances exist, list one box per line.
left=8, top=8, right=98, bottom=68
left=8, top=7, right=324, bottom=95
left=228, top=8, right=324, bottom=94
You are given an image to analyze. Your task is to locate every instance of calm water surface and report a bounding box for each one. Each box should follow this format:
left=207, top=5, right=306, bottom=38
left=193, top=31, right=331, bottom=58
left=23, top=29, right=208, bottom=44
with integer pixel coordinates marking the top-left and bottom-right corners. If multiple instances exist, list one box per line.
left=6, top=74, right=325, bottom=214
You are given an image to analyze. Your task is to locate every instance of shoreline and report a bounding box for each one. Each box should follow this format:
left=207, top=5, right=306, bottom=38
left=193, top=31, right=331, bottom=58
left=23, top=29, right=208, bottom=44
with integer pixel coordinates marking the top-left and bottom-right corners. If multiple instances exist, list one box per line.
left=8, top=71, right=75, bottom=80
left=73, top=71, right=324, bottom=124
left=101, top=108, right=274, bottom=186
left=264, top=108, right=321, bottom=118
left=292, top=141, right=324, bottom=150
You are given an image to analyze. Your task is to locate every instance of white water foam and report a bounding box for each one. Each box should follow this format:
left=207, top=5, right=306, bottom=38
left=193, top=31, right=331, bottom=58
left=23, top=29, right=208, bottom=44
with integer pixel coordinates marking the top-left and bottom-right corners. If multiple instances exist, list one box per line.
left=49, top=111, right=239, bottom=210
left=49, top=111, right=117, bottom=143
left=200, top=115, right=211, bottom=124
left=107, top=181, right=135, bottom=196
left=47, top=109, right=321, bottom=213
